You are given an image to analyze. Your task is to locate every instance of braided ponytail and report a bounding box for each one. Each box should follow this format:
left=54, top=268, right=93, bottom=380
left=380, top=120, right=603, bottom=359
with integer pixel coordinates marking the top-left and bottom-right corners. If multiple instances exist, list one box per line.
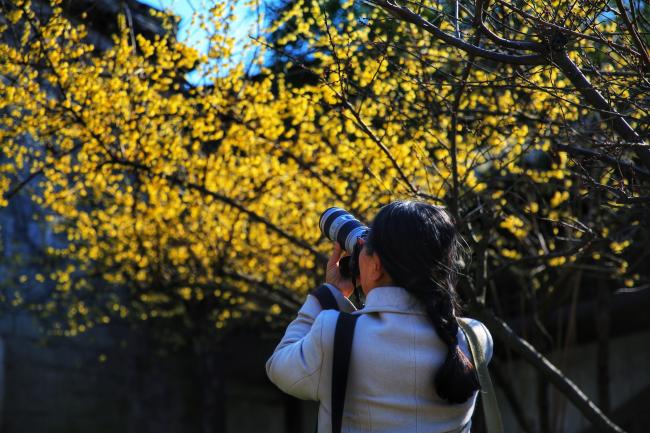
left=367, top=201, right=480, bottom=404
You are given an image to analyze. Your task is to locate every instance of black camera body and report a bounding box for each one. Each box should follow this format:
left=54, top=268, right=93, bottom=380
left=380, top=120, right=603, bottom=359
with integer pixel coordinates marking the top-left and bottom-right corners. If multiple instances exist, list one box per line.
left=319, top=207, right=368, bottom=281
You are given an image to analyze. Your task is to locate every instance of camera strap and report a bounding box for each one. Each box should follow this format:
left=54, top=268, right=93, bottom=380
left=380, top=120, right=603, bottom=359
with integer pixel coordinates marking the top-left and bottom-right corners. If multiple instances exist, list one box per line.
left=312, top=284, right=339, bottom=311
left=458, top=319, right=504, bottom=433
left=331, top=312, right=359, bottom=433
left=310, top=285, right=359, bottom=433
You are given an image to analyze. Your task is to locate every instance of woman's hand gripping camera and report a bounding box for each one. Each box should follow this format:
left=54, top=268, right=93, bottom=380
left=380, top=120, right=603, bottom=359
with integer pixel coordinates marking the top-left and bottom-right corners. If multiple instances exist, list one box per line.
left=325, top=242, right=356, bottom=297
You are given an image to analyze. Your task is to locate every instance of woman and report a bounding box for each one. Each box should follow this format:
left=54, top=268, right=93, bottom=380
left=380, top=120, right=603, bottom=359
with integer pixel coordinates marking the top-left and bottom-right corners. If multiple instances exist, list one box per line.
left=266, top=200, right=493, bottom=432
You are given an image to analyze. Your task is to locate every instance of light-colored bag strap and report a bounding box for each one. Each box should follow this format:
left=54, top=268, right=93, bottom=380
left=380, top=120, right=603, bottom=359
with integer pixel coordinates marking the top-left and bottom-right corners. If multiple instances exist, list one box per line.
left=458, top=319, right=504, bottom=433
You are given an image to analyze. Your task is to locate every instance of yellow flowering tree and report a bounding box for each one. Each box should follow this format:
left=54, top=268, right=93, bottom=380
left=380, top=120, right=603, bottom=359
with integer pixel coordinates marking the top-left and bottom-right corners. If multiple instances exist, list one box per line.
left=265, top=1, right=648, bottom=431
left=1, top=0, right=648, bottom=431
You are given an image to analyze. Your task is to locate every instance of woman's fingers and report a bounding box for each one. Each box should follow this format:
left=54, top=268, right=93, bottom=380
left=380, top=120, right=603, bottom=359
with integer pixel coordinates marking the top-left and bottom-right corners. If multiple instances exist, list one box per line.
left=327, top=241, right=343, bottom=267
left=325, top=242, right=355, bottom=297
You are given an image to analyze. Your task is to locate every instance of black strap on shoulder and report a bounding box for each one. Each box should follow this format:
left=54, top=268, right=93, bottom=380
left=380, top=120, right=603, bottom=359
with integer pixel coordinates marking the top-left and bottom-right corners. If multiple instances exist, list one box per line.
left=331, top=312, right=359, bottom=433
left=311, top=284, right=339, bottom=311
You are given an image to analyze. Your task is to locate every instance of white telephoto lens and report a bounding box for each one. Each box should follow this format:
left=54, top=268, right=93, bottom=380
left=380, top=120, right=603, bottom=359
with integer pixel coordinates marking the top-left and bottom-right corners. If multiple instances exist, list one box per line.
left=319, top=207, right=343, bottom=233
left=345, top=226, right=367, bottom=253
left=328, top=214, right=355, bottom=241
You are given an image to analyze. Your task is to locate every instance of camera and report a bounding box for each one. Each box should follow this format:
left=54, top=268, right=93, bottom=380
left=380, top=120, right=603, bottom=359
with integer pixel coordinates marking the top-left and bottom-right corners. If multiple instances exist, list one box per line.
left=319, top=207, right=368, bottom=281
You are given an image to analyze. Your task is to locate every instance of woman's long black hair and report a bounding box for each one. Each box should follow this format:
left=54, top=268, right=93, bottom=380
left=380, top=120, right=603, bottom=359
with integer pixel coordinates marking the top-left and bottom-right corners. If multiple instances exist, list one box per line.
left=365, top=200, right=479, bottom=404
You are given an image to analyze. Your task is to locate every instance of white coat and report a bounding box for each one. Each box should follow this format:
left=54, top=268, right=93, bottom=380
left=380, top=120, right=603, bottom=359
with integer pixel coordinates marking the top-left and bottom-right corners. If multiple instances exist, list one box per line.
left=266, top=284, right=493, bottom=433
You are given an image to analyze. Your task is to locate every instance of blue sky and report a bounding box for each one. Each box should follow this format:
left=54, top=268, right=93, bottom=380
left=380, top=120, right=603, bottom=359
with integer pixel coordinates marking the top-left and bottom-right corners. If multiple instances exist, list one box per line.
left=137, top=0, right=260, bottom=83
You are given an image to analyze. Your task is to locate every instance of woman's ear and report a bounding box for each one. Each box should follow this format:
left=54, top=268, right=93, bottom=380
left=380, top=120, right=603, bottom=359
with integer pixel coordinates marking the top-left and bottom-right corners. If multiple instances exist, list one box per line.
left=371, top=253, right=394, bottom=286
left=370, top=253, right=385, bottom=282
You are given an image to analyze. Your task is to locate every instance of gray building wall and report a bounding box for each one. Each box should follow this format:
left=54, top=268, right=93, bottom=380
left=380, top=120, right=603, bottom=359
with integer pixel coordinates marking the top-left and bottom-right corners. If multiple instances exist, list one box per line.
left=0, top=310, right=292, bottom=433
left=0, top=311, right=126, bottom=433
left=0, top=298, right=649, bottom=433
left=496, top=329, right=650, bottom=433
left=0, top=336, right=5, bottom=428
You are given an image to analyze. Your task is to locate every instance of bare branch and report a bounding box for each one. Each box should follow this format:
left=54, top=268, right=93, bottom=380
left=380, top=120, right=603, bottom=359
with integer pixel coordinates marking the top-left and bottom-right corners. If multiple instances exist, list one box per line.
left=551, top=51, right=650, bottom=169
left=493, top=0, right=642, bottom=57
left=614, top=0, right=650, bottom=71
left=553, top=142, right=650, bottom=181
left=448, top=32, right=482, bottom=218
left=339, top=97, right=443, bottom=204
left=363, top=0, right=546, bottom=65
left=475, top=0, right=543, bottom=51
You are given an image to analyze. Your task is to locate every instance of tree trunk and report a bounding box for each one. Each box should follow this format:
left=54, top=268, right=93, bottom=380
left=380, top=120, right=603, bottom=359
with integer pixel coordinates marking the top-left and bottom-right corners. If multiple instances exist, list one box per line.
left=596, top=280, right=611, bottom=415
left=474, top=308, right=626, bottom=433
left=538, top=373, right=550, bottom=433
left=491, top=360, right=538, bottom=433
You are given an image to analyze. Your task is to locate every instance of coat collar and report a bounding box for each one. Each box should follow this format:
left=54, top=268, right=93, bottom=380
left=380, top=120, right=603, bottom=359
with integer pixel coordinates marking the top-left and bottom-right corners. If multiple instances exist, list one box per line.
left=354, top=286, right=426, bottom=315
